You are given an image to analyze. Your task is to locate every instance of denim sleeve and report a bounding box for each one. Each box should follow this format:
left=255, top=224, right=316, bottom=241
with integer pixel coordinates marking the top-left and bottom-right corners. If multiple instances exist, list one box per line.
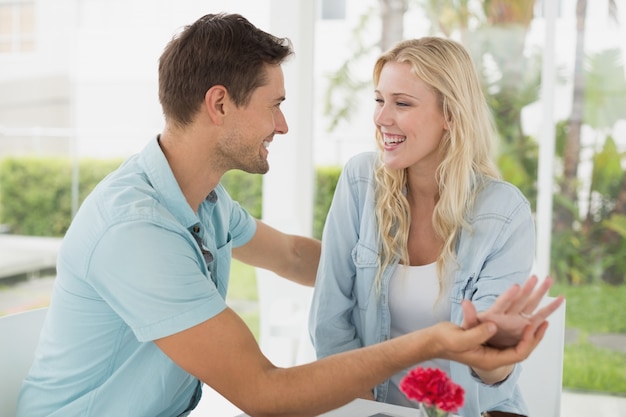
left=309, top=160, right=364, bottom=358
left=454, top=182, right=535, bottom=415
left=468, top=186, right=536, bottom=313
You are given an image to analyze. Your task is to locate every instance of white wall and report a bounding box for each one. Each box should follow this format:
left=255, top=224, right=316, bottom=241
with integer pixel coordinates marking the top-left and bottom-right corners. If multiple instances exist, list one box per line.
left=71, top=0, right=274, bottom=157
left=2, top=0, right=624, bottom=162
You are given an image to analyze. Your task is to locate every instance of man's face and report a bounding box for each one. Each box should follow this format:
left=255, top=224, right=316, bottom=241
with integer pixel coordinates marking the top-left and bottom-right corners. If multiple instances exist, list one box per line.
left=217, top=64, right=288, bottom=175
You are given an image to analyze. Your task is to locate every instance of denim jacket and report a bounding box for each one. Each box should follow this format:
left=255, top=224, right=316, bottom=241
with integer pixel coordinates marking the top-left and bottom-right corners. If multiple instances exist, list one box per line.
left=309, top=152, right=535, bottom=417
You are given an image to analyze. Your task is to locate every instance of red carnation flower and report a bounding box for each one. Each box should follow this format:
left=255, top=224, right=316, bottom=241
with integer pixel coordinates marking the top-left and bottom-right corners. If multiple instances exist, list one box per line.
left=400, top=367, right=465, bottom=416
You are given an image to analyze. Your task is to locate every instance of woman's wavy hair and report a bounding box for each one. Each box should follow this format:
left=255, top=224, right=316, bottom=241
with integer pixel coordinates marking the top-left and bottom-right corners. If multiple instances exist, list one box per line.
left=372, top=37, right=501, bottom=291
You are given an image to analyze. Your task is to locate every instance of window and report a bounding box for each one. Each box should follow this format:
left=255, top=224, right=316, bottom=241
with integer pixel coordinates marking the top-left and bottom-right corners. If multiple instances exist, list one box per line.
left=534, top=0, right=563, bottom=19
left=0, top=1, right=36, bottom=53
left=321, top=0, right=346, bottom=20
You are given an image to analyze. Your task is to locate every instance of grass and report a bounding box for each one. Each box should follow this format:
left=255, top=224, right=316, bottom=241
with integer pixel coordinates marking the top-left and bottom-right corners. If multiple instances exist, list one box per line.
left=550, top=282, right=626, bottom=394
left=226, top=259, right=259, bottom=301
left=563, top=339, right=626, bottom=393
left=550, top=282, right=626, bottom=333
left=226, top=260, right=260, bottom=339
left=237, top=311, right=260, bottom=341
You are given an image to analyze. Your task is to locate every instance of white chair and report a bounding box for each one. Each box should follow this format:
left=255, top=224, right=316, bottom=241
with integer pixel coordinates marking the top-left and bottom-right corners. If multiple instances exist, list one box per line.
left=517, top=297, right=566, bottom=417
left=0, top=307, right=48, bottom=417
left=256, top=268, right=315, bottom=367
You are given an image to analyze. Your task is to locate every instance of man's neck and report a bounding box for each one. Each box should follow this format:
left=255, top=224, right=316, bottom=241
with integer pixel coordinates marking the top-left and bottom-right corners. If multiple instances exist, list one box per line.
left=158, top=126, right=223, bottom=212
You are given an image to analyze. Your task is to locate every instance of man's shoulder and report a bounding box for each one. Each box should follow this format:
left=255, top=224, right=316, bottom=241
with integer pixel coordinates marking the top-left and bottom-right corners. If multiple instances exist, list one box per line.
left=98, top=169, right=162, bottom=218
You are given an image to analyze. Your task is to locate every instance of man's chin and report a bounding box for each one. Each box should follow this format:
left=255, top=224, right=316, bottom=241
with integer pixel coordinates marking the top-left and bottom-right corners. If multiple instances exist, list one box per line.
left=240, top=164, right=269, bottom=175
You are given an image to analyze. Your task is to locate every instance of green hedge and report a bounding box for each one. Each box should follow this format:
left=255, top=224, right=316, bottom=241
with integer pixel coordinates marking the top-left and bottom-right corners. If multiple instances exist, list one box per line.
left=0, top=157, right=124, bottom=236
left=313, top=166, right=342, bottom=239
left=0, top=157, right=342, bottom=239
left=220, top=170, right=264, bottom=219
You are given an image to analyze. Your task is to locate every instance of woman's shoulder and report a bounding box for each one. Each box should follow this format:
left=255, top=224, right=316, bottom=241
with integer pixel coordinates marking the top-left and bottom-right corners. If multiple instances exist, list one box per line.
left=473, top=177, right=531, bottom=217
left=480, top=178, right=527, bottom=198
left=343, top=151, right=378, bottom=176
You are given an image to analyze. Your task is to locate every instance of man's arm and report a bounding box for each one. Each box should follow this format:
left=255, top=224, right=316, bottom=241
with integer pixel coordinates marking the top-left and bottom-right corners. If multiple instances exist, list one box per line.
left=233, top=219, right=321, bottom=287
left=155, top=300, right=546, bottom=417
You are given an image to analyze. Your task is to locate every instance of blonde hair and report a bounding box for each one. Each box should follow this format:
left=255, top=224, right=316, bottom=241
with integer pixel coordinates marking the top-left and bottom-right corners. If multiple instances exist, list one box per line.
left=372, top=37, right=501, bottom=291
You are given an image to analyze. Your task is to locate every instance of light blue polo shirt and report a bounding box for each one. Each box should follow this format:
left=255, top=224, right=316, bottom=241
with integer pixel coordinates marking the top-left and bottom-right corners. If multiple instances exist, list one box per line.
left=17, top=137, right=257, bottom=417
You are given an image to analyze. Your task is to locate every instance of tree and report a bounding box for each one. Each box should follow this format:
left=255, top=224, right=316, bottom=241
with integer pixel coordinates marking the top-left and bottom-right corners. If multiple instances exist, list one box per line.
left=379, top=0, right=408, bottom=51
left=323, top=0, right=408, bottom=132
left=584, top=48, right=626, bottom=284
left=551, top=0, right=624, bottom=284
left=463, top=0, right=540, bottom=204
left=554, top=0, right=587, bottom=234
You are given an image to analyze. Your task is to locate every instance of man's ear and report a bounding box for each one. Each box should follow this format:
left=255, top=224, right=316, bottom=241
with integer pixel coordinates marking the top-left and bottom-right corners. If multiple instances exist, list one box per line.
left=204, top=85, right=228, bottom=125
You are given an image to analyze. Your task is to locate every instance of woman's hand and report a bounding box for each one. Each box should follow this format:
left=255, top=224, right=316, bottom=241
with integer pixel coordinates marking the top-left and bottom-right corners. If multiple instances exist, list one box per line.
left=463, top=275, right=564, bottom=348
left=433, top=306, right=549, bottom=372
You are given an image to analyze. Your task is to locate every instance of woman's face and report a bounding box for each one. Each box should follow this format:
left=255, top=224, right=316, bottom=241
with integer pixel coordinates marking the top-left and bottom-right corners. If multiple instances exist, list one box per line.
left=373, top=61, right=448, bottom=173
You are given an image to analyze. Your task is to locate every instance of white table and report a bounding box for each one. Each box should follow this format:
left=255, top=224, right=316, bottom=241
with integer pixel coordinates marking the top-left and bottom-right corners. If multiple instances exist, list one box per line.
left=317, top=398, right=420, bottom=416
left=194, top=386, right=458, bottom=417
left=233, top=398, right=422, bottom=417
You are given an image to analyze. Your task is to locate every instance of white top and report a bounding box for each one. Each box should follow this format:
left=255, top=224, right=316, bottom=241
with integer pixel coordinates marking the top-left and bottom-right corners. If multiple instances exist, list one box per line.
left=387, top=262, right=452, bottom=407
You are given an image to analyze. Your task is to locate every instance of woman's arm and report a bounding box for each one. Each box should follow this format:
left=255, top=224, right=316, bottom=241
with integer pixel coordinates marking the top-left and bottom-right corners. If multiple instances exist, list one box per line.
left=309, top=159, right=367, bottom=357
left=461, top=182, right=559, bottom=384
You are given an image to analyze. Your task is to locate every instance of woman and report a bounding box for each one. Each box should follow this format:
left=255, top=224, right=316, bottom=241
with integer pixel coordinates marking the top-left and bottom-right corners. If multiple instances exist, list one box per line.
left=309, top=37, right=561, bottom=416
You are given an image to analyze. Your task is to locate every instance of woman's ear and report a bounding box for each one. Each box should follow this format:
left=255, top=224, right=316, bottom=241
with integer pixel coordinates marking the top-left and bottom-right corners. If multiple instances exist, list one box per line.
left=204, top=85, right=228, bottom=125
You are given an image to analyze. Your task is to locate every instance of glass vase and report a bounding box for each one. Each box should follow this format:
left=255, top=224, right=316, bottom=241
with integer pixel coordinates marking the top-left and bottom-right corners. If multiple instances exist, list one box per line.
left=418, top=403, right=452, bottom=417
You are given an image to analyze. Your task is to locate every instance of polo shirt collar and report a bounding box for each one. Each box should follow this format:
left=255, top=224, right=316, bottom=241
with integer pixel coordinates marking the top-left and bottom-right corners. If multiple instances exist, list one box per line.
left=139, top=136, right=204, bottom=231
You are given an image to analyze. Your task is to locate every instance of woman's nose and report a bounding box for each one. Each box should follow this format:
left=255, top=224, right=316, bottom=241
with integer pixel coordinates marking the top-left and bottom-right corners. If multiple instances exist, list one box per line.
left=374, top=106, right=391, bottom=126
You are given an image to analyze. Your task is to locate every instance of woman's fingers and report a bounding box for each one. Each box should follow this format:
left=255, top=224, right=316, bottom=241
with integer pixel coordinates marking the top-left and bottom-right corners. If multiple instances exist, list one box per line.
left=507, top=275, right=539, bottom=314
left=488, top=275, right=557, bottom=319
left=514, top=276, right=554, bottom=316
left=483, top=282, right=521, bottom=314
left=528, top=294, right=565, bottom=326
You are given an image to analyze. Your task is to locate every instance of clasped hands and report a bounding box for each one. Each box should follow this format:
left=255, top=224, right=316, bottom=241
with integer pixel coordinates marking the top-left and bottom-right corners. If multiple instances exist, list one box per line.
left=463, top=275, right=565, bottom=349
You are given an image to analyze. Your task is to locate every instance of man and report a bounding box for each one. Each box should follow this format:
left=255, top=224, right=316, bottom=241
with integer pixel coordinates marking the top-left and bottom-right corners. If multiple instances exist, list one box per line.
left=17, top=13, right=554, bottom=417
